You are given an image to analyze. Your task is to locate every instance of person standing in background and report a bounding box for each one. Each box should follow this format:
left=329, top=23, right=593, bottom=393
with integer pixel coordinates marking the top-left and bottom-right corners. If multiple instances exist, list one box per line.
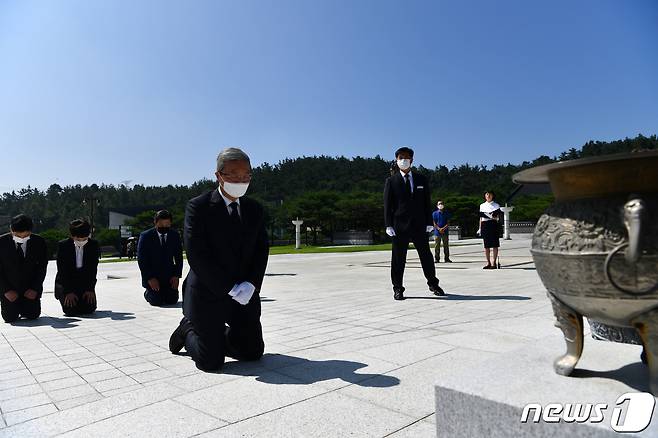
left=432, top=200, right=452, bottom=263
left=384, top=146, right=445, bottom=300
left=478, top=191, right=502, bottom=269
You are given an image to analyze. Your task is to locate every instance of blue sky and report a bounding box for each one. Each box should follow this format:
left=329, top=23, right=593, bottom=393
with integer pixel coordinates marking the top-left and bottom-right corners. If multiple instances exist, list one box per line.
left=1, top=0, right=656, bottom=191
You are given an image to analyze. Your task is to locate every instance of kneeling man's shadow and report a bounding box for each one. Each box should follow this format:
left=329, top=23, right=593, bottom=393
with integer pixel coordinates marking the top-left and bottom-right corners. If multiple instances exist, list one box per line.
left=222, top=354, right=400, bottom=388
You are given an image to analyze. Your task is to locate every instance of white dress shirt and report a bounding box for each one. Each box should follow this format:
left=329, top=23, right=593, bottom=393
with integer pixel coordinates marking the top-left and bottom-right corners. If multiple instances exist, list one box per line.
left=218, top=188, right=241, bottom=217
left=75, top=245, right=84, bottom=268
left=400, top=170, right=414, bottom=193
left=157, top=231, right=167, bottom=245
left=15, top=242, right=26, bottom=258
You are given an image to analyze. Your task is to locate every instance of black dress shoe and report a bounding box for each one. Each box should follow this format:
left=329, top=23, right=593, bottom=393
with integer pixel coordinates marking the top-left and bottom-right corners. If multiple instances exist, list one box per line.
left=169, top=317, right=192, bottom=354
left=393, top=287, right=405, bottom=301
left=429, top=285, right=445, bottom=296
left=444, top=258, right=453, bottom=263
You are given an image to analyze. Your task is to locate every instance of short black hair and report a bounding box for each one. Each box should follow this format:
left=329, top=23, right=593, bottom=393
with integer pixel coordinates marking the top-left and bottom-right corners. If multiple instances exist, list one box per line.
left=69, top=219, right=91, bottom=237
left=10, top=214, right=33, bottom=232
left=154, top=210, right=172, bottom=222
left=394, top=147, right=414, bottom=159
left=484, top=190, right=496, bottom=200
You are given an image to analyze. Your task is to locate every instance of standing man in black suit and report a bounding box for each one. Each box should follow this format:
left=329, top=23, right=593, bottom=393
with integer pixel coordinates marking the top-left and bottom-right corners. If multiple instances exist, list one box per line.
left=0, top=214, right=48, bottom=322
left=169, top=147, right=269, bottom=371
left=384, top=146, right=445, bottom=300
left=55, top=219, right=100, bottom=316
left=137, top=210, right=183, bottom=306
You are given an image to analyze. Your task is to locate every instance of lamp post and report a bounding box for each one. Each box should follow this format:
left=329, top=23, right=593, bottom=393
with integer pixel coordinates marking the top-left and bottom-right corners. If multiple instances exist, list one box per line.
left=500, top=203, right=514, bottom=240
left=292, top=218, right=303, bottom=249
left=82, top=195, right=101, bottom=236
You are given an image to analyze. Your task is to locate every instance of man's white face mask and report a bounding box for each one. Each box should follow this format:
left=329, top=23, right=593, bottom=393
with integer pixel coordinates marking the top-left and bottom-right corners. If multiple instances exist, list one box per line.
left=437, top=203, right=444, bottom=210
left=397, top=159, right=411, bottom=171
left=221, top=179, right=250, bottom=198
left=12, top=234, right=30, bottom=244
left=74, top=239, right=89, bottom=248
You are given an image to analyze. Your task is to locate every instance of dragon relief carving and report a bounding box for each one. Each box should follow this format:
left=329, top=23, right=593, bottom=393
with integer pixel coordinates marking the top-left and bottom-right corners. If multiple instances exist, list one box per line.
left=532, top=196, right=658, bottom=254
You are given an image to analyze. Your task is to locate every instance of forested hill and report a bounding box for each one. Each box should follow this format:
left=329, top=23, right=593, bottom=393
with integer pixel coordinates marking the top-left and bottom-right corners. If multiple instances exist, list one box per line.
left=0, top=134, right=655, bottom=243
left=250, top=134, right=658, bottom=201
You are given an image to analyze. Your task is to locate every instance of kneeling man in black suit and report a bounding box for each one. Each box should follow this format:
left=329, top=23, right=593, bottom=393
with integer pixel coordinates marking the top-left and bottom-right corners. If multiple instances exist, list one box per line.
left=55, top=219, right=100, bottom=316
left=169, top=147, right=269, bottom=371
left=0, top=214, right=48, bottom=322
left=137, top=210, right=183, bottom=306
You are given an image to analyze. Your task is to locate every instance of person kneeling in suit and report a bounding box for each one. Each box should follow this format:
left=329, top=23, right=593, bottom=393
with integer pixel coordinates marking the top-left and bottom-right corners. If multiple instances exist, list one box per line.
left=55, top=219, right=100, bottom=316
left=137, top=210, right=183, bottom=306
left=169, top=147, right=269, bottom=371
left=0, top=214, right=48, bottom=323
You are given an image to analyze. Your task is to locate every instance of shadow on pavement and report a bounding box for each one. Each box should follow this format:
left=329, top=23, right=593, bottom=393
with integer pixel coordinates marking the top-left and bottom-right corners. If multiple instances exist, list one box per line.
left=222, top=353, right=400, bottom=388
left=571, top=362, right=648, bottom=392
left=406, top=294, right=531, bottom=301
left=10, top=316, right=80, bottom=329
left=80, top=310, right=136, bottom=320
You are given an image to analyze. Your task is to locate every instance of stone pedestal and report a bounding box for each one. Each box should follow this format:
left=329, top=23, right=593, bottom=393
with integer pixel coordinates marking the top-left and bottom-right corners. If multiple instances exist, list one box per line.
left=435, top=334, right=658, bottom=437
left=292, top=219, right=303, bottom=249
left=500, top=205, right=514, bottom=240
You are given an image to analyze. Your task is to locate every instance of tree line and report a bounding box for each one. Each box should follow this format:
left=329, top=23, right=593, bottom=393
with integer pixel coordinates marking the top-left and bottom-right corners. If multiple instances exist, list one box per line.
left=1, top=134, right=655, bottom=255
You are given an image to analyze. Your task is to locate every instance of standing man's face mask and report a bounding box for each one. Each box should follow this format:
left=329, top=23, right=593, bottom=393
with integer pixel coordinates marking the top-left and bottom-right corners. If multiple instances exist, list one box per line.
left=437, top=203, right=444, bottom=210
left=397, top=159, right=411, bottom=171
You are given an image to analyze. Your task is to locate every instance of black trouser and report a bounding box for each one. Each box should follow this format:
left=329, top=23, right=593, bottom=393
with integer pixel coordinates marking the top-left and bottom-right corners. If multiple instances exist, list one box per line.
left=1, top=294, right=41, bottom=323
left=184, top=296, right=264, bottom=371
left=59, top=292, right=96, bottom=316
left=391, top=231, right=439, bottom=289
left=434, top=233, right=450, bottom=261
left=144, top=278, right=179, bottom=306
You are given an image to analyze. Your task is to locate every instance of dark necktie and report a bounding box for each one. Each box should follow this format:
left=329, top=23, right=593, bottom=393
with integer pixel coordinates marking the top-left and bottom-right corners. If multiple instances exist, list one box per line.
left=16, top=242, right=24, bottom=260
left=160, top=234, right=166, bottom=247
left=404, top=174, right=412, bottom=195
left=229, top=202, right=241, bottom=224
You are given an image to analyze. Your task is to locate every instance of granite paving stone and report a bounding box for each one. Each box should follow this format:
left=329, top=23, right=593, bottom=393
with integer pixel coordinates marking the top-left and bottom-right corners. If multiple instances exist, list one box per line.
left=0, top=238, right=551, bottom=437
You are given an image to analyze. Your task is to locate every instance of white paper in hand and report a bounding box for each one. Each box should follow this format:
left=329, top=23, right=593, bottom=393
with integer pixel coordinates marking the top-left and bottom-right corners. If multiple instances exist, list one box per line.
left=228, top=284, right=241, bottom=297
left=386, top=227, right=396, bottom=237
left=233, top=282, right=256, bottom=305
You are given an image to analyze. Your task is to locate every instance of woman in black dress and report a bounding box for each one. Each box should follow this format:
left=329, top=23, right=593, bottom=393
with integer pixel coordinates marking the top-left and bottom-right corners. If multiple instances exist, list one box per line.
left=478, top=191, right=502, bottom=269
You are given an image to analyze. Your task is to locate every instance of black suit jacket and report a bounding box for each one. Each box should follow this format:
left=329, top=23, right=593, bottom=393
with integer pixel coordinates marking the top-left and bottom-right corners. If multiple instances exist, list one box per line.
left=54, top=238, right=100, bottom=299
left=0, top=233, right=48, bottom=297
left=137, top=227, right=183, bottom=288
left=383, top=172, right=433, bottom=235
left=183, top=190, right=269, bottom=320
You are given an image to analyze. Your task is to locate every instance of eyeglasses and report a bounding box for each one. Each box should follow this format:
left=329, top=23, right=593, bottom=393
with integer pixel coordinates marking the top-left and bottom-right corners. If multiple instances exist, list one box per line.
left=220, top=172, right=252, bottom=183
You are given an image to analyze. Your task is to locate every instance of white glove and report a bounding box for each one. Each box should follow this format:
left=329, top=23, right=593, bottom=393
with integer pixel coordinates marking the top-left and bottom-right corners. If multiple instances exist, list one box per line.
left=229, top=282, right=256, bottom=305
left=386, top=227, right=396, bottom=237
left=476, top=228, right=481, bottom=236
left=426, top=225, right=434, bottom=233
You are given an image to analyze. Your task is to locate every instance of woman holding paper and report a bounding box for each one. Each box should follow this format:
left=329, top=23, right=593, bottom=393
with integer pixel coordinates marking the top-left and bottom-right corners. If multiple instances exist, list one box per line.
left=478, top=191, right=502, bottom=269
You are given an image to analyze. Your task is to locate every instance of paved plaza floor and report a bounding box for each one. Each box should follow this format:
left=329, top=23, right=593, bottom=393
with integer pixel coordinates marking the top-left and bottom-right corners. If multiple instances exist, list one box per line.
left=0, top=237, right=554, bottom=437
